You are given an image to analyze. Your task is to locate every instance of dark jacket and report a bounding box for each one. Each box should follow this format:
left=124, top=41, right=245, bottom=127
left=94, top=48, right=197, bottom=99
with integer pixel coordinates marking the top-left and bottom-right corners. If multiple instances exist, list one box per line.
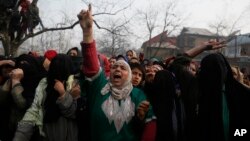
left=197, top=53, right=250, bottom=141
left=151, top=69, right=198, bottom=141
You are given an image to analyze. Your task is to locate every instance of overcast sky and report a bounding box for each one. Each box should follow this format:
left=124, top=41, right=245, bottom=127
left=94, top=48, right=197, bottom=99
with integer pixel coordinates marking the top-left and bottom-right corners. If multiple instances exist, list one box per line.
left=1, top=0, right=249, bottom=55
left=36, top=0, right=250, bottom=49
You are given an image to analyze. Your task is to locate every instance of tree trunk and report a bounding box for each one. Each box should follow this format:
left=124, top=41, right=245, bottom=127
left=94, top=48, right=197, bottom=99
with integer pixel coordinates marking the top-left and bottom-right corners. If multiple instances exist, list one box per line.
left=10, top=43, right=19, bottom=57
left=2, top=33, right=11, bottom=57
left=2, top=33, right=19, bottom=57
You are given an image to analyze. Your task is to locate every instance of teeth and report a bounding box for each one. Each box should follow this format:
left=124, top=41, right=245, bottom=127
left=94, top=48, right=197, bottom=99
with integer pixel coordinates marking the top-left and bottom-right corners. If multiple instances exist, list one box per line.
left=113, top=74, right=121, bottom=79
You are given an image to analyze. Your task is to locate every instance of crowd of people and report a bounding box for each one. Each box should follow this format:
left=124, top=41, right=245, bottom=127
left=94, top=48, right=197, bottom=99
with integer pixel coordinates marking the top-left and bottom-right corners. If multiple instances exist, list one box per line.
left=0, top=0, right=43, bottom=42
left=0, top=4, right=250, bottom=141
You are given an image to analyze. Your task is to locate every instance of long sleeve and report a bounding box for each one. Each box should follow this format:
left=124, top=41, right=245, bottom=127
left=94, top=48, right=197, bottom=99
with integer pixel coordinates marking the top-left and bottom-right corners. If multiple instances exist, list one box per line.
left=103, top=55, right=110, bottom=78
left=56, top=92, right=77, bottom=119
left=81, top=41, right=100, bottom=78
left=0, top=79, right=11, bottom=104
left=13, top=78, right=47, bottom=140
left=11, top=83, right=26, bottom=109
left=21, top=78, right=46, bottom=124
left=141, top=120, right=157, bottom=141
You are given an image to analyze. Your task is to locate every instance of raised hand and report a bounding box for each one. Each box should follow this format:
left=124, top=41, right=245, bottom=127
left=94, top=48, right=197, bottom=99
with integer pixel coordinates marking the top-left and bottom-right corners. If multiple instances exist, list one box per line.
left=203, top=39, right=227, bottom=50
left=137, top=100, right=150, bottom=120
left=70, top=80, right=81, bottom=99
left=78, top=4, right=93, bottom=43
left=10, top=68, right=24, bottom=87
left=54, top=80, right=66, bottom=97
left=185, top=39, right=227, bottom=58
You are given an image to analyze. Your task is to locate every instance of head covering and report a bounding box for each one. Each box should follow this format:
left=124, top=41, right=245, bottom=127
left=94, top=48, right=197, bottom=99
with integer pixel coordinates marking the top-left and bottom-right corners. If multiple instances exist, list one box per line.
left=198, top=53, right=250, bottom=140
left=15, top=54, right=46, bottom=107
left=28, top=51, right=39, bottom=57
left=142, top=59, right=150, bottom=66
left=150, top=58, right=159, bottom=64
left=126, top=50, right=137, bottom=58
left=101, top=60, right=133, bottom=100
left=66, top=47, right=81, bottom=57
left=44, top=54, right=73, bottom=123
left=101, top=60, right=134, bottom=133
left=44, top=50, right=57, bottom=61
left=116, top=54, right=128, bottom=62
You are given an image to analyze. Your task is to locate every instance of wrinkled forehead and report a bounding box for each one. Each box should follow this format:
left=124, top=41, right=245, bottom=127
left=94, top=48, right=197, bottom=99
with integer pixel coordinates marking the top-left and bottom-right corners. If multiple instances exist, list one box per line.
left=113, top=60, right=130, bottom=70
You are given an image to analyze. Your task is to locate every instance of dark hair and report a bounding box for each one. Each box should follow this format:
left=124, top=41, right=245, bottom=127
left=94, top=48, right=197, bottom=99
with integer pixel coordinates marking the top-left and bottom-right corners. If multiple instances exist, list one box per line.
left=129, top=62, right=146, bottom=87
left=116, top=54, right=127, bottom=61
left=167, top=55, right=198, bottom=122
left=44, top=54, right=73, bottom=123
left=109, top=56, right=116, bottom=61
left=142, top=59, right=150, bottom=66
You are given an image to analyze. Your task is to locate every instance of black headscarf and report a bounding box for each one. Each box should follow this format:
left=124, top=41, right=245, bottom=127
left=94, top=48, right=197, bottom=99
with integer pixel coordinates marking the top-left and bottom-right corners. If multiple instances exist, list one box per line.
left=43, top=54, right=73, bottom=123
left=66, top=47, right=81, bottom=57
left=198, top=53, right=250, bottom=141
left=151, top=55, right=199, bottom=141
left=15, top=54, right=46, bottom=108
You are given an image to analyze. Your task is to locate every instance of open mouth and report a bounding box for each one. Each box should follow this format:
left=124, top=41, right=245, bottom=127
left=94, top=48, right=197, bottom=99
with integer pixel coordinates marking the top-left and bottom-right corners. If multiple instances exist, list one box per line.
left=113, top=74, right=122, bottom=80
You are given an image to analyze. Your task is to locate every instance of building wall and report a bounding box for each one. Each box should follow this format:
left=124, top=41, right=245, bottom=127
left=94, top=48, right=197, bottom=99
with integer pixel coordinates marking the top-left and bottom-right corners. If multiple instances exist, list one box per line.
left=0, top=47, right=4, bottom=55
left=143, top=47, right=180, bottom=59
left=177, top=34, right=216, bottom=52
left=240, top=44, right=250, bottom=56
left=177, top=33, right=228, bottom=60
left=225, top=44, right=250, bottom=58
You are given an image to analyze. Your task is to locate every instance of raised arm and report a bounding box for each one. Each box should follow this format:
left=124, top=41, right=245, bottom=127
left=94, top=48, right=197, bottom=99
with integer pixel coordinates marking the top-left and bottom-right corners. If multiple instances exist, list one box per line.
left=0, top=60, right=15, bottom=67
left=78, top=4, right=100, bottom=78
left=185, top=40, right=226, bottom=58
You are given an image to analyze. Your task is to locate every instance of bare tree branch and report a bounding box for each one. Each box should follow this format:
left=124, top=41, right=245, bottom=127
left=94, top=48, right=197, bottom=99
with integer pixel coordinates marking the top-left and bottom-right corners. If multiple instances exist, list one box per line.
left=15, top=1, right=133, bottom=46
left=0, top=0, right=134, bottom=56
left=16, top=20, right=80, bottom=46
left=92, top=4, right=131, bottom=16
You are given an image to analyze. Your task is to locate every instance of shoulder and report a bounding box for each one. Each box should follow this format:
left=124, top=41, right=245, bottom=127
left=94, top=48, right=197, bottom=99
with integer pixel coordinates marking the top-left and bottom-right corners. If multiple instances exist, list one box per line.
left=132, top=87, right=144, bottom=94
left=38, top=77, right=47, bottom=87
left=131, top=87, right=146, bottom=100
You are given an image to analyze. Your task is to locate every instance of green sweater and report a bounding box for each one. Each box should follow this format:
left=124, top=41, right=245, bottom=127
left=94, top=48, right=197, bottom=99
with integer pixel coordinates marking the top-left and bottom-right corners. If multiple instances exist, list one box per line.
left=87, top=70, right=155, bottom=141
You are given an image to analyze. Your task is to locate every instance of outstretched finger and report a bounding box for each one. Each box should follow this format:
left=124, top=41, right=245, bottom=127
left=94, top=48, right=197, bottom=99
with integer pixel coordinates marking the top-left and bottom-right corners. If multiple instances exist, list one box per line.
left=88, top=4, right=92, bottom=14
left=214, top=44, right=226, bottom=49
left=78, top=10, right=86, bottom=20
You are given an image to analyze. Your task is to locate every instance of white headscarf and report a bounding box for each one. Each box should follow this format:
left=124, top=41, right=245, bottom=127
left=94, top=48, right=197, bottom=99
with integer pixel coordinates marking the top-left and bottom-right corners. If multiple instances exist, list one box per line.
left=101, top=60, right=133, bottom=100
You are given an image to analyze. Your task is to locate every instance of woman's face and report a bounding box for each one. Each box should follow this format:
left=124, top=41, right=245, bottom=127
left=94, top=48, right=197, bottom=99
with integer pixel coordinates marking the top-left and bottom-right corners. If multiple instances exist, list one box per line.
left=109, top=58, right=116, bottom=67
left=126, top=51, right=133, bottom=60
left=69, top=50, right=78, bottom=56
left=131, top=68, right=143, bottom=86
left=145, top=64, right=162, bottom=83
left=110, top=62, right=129, bottom=88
